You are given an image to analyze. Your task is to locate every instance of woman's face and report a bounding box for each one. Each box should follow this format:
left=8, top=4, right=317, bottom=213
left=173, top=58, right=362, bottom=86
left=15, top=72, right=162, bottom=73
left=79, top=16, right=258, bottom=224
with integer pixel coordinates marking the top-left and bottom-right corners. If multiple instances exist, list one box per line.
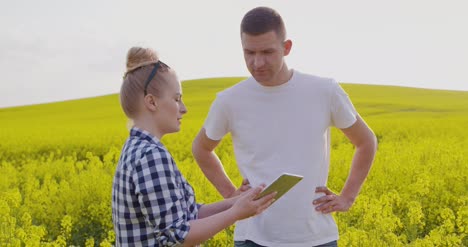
left=154, top=70, right=187, bottom=135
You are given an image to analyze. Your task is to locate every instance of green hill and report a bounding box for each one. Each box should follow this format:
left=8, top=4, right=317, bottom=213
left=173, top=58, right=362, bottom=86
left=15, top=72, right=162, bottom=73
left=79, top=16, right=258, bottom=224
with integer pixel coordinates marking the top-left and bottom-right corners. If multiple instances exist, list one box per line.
left=1, top=77, right=467, bottom=158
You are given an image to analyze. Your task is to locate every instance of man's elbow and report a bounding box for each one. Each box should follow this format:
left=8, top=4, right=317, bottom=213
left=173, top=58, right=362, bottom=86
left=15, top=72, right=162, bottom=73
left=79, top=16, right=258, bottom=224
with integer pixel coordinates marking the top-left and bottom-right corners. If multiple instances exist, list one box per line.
left=357, top=131, right=378, bottom=154
left=367, top=132, right=378, bottom=155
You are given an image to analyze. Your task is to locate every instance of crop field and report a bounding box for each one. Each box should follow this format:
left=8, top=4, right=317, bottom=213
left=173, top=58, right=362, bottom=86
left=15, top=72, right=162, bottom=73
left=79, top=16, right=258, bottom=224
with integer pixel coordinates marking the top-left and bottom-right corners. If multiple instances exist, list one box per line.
left=0, top=78, right=467, bottom=246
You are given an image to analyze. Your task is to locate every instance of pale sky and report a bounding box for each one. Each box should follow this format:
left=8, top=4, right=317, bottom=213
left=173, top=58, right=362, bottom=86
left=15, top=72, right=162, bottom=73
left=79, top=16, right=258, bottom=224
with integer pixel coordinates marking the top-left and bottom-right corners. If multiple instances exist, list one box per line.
left=1, top=0, right=467, bottom=108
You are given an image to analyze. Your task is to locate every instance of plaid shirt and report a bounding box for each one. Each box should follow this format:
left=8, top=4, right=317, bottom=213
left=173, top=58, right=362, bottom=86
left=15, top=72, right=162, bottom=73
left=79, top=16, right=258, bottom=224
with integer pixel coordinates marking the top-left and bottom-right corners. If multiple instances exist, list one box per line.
left=112, top=127, right=200, bottom=246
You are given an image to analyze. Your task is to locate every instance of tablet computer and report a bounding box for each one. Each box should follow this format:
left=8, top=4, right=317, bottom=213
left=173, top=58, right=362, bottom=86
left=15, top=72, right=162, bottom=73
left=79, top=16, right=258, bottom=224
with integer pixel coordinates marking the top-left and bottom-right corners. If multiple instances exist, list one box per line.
left=255, top=173, right=303, bottom=202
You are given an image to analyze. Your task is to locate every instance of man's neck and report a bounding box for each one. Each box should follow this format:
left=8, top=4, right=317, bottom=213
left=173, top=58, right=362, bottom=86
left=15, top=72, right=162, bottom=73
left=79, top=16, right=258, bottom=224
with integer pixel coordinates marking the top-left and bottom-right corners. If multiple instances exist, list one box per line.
left=259, top=67, right=293, bottom=87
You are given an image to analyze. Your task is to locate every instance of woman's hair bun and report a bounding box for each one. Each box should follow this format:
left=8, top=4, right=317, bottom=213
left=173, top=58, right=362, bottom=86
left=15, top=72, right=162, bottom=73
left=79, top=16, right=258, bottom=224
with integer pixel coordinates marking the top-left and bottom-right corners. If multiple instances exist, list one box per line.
left=126, top=47, right=159, bottom=73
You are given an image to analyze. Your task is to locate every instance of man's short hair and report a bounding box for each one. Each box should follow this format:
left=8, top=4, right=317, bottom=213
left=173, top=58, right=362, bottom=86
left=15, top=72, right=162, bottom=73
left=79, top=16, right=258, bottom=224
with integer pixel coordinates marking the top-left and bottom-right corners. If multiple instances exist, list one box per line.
left=240, top=6, right=286, bottom=40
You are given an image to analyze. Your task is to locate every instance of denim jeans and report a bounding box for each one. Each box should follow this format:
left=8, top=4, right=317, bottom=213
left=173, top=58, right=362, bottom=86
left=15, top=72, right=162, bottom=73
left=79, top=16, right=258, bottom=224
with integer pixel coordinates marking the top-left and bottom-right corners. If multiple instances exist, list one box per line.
left=234, top=240, right=338, bottom=247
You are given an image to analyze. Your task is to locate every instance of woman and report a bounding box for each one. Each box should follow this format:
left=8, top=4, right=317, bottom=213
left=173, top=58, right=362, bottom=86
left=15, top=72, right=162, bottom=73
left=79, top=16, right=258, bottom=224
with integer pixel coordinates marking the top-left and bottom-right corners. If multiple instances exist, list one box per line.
left=112, top=47, right=275, bottom=246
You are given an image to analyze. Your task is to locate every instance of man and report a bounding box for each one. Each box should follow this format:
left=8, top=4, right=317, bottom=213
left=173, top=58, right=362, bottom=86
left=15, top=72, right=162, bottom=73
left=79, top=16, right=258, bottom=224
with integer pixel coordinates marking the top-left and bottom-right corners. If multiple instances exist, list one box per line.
left=192, top=6, right=377, bottom=247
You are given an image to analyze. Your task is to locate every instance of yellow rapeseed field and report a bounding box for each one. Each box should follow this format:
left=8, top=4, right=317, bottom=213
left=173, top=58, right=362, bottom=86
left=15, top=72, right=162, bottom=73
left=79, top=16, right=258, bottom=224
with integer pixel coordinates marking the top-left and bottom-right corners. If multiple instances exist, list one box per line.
left=0, top=78, right=467, bottom=246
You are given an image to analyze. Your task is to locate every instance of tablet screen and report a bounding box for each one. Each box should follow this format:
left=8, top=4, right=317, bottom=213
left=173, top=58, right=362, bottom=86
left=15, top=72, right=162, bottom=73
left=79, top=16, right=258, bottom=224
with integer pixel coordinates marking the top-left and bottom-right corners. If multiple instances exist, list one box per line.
left=255, top=173, right=303, bottom=202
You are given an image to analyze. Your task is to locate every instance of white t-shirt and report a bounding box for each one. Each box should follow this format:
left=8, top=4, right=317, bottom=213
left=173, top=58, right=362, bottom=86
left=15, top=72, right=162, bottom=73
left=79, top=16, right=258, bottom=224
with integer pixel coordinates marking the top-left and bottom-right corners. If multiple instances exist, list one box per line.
left=203, top=70, right=357, bottom=247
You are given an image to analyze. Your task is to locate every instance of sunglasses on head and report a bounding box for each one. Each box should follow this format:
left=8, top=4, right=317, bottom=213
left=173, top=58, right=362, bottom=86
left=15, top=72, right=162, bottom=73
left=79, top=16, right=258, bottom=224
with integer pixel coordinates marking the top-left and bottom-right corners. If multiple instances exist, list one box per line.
left=143, top=61, right=169, bottom=96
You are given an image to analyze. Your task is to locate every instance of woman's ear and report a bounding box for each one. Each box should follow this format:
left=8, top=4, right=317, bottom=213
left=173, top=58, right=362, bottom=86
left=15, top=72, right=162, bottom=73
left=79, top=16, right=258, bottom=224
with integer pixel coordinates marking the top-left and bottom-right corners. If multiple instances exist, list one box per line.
left=143, top=94, right=158, bottom=112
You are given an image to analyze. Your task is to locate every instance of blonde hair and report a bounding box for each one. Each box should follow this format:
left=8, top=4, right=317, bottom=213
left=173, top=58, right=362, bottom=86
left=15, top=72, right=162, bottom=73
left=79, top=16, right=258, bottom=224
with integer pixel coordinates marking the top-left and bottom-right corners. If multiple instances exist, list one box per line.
left=120, top=47, right=171, bottom=118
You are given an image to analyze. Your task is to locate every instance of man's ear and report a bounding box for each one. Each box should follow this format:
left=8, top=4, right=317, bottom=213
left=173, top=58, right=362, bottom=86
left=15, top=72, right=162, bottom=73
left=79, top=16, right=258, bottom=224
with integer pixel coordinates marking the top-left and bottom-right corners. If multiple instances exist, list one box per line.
left=143, top=94, right=158, bottom=112
left=283, top=39, right=292, bottom=56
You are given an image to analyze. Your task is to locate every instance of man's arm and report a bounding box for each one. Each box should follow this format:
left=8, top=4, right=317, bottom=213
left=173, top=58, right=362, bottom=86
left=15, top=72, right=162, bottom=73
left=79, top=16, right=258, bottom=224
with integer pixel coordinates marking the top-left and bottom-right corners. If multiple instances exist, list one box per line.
left=192, top=128, right=237, bottom=198
left=314, top=115, right=377, bottom=213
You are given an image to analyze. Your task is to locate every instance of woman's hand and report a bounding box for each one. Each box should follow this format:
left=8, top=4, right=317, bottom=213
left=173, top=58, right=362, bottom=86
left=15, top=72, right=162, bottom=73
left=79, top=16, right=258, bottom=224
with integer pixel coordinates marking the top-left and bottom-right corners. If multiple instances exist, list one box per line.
left=229, top=185, right=276, bottom=220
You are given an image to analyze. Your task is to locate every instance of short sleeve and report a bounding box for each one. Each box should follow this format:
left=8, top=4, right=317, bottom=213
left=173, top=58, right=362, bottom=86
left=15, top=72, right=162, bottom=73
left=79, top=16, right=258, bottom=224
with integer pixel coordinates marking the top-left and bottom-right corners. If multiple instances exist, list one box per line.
left=330, top=80, right=357, bottom=129
left=203, top=93, right=230, bottom=140
left=133, top=148, right=190, bottom=246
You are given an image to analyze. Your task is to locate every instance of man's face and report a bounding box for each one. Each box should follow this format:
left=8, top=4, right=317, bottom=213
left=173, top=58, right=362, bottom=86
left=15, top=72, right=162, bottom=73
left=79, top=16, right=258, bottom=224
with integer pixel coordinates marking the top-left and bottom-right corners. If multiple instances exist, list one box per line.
left=241, top=30, right=290, bottom=86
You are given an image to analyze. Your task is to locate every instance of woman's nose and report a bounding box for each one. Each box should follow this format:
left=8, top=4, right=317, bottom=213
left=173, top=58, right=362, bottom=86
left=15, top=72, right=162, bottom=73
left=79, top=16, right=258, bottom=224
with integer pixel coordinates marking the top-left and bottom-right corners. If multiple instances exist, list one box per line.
left=180, top=102, right=187, bottom=114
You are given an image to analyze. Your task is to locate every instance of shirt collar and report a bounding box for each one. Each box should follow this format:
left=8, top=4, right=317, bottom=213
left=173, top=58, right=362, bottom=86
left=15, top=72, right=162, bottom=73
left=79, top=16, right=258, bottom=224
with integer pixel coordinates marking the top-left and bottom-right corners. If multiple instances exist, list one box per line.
left=129, top=127, right=161, bottom=145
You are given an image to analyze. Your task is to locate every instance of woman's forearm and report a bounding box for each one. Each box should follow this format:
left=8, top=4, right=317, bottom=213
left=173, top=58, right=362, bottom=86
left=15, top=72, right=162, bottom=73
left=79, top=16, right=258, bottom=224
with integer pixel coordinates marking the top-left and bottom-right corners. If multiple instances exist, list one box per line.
left=197, top=197, right=236, bottom=219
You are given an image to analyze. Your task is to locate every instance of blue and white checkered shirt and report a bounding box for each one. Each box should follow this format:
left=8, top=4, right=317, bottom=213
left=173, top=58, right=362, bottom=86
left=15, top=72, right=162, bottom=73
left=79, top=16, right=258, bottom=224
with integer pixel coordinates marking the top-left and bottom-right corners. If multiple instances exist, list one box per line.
left=112, top=127, right=200, bottom=246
